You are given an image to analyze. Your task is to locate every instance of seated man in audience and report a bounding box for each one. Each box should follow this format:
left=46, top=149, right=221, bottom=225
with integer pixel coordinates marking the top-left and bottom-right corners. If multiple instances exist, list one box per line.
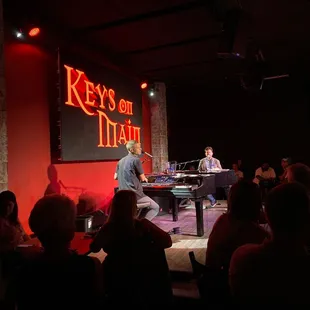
left=253, top=162, right=276, bottom=200
left=253, top=162, right=276, bottom=185
left=232, top=163, right=244, bottom=181
left=229, top=182, right=310, bottom=305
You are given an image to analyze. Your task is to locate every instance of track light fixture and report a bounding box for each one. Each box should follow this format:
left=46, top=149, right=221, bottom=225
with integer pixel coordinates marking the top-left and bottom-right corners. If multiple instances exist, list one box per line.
left=14, top=25, right=41, bottom=40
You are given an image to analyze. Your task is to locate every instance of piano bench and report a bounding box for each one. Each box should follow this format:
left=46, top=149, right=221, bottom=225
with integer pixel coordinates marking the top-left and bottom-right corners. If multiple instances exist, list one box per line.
left=137, top=202, right=151, bottom=217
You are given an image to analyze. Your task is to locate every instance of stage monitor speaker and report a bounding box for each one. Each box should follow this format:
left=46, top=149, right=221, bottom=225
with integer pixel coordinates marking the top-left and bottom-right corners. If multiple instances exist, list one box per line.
left=75, top=209, right=107, bottom=232
left=75, top=214, right=94, bottom=233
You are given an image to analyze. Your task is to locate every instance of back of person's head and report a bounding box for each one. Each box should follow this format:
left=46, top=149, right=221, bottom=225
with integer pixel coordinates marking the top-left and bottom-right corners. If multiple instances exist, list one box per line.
left=265, top=182, right=310, bottom=240
left=227, top=180, right=262, bottom=221
left=0, top=190, right=17, bottom=203
left=126, top=140, right=138, bottom=151
left=287, top=163, right=310, bottom=190
left=29, top=194, right=76, bottom=248
left=108, top=190, right=137, bottom=225
left=0, top=190, right=18, bottom=223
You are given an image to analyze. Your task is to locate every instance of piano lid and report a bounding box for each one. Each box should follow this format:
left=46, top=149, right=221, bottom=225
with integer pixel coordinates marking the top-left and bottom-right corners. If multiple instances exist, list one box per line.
left=176, top=170, right=199, bottom=174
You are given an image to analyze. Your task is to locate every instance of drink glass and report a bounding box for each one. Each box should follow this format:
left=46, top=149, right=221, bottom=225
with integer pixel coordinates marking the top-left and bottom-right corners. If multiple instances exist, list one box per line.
left=166, top=161, right=177, bottom=174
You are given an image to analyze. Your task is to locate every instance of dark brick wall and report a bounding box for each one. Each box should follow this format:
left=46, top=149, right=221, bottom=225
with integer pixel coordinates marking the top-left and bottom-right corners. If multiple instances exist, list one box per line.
left=0, top=0, right=7, bottom=191
left=150, top=82, right=168, bottom=173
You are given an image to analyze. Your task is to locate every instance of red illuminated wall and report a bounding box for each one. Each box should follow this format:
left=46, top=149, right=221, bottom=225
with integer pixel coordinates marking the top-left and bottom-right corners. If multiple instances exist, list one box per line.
left=5, top=42, right=152, bottom=233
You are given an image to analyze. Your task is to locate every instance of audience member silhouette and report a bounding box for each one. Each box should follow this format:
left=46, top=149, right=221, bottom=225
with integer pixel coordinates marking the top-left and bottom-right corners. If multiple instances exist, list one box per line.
left=90, top=189, right=173, bottom=308
left=287, top=163, right=310, bottom=192
left=230, top=182, right=310, bottom=305
left=0, top=191, right=29, bottom=309
left=200, top=180, right=269, bottom=304
left=0, top=190, right=29, bottom=252
left=13, top=194, right=102, bottom=310
left=206, top=180, right=269, bottom=270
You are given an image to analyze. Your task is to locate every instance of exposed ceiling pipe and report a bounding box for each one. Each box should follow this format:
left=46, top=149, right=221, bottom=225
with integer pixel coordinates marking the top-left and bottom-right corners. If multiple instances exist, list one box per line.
left=260, top=74, right=290, bottom=90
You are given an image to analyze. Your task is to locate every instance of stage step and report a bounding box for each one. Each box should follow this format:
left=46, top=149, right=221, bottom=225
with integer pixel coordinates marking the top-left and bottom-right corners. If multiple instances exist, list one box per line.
left=172, top=281, right=199, bottom=299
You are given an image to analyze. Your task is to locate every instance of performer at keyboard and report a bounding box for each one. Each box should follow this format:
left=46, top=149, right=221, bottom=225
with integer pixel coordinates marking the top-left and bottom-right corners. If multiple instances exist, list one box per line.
left=114, top=140, right=160, bottom=221
left=198, top=146, right=222, bottom=207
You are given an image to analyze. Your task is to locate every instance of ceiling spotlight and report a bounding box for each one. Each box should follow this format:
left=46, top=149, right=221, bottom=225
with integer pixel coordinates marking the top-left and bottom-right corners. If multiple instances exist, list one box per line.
left=16, top=31, right=23, bottom=38
left=140, top=82, right=148, bottom=89
left=29, top=27, right=40, bottom=37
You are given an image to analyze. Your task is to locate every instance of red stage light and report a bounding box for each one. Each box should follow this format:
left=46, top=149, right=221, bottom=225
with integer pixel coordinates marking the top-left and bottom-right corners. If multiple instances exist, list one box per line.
left=140, top=82, right=147, bottom=89
left=29, top=27, right=40, bottom=37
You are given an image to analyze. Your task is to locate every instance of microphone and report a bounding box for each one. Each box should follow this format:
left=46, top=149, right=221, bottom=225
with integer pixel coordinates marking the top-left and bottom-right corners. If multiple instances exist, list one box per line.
left=142, top=150, right=153, bottom=158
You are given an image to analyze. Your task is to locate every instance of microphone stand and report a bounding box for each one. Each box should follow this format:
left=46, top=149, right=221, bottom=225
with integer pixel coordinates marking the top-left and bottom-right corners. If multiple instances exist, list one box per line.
left=141, top=153, right=153, bottom=164
left=176, top=159, right=201, bottom=171
left=142, top=157, right=151, bottom=164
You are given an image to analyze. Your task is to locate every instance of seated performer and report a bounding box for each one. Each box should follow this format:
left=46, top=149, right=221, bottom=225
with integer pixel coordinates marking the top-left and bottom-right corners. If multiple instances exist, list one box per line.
left=198, top=146, right=223, bottom=207
left=114, top=140, right=159, bottom=221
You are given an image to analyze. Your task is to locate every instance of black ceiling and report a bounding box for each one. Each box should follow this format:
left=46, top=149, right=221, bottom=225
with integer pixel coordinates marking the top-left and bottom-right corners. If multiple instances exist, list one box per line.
left=4, top=0, right=310, bottom=87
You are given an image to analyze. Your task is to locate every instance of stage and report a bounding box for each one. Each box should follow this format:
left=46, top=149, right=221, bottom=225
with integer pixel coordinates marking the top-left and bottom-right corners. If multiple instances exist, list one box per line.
left=88, top=200, right=227, bottom=300
left=89, top=200, right=227, bottom=273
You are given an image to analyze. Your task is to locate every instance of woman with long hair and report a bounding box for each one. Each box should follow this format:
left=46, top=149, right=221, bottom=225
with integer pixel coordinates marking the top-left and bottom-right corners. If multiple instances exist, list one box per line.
left=90, top=190, right=173, bottom=308
left=0, top=190, right=29, bottom=252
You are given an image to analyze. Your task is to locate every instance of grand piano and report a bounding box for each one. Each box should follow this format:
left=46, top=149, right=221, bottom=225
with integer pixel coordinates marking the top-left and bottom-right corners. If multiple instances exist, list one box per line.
left=143, top=169, right=237, bottom=237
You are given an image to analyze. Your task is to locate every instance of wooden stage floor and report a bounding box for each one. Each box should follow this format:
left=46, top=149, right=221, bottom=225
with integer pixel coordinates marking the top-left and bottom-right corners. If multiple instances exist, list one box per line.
left=90, top=200, right=227, bottom=274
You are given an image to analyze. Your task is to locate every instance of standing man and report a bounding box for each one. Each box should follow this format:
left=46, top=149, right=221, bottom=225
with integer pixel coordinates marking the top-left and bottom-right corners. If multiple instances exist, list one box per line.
left=198, top=146, right=223, bottom=207
left=114, top=140, right=159, bottom=221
